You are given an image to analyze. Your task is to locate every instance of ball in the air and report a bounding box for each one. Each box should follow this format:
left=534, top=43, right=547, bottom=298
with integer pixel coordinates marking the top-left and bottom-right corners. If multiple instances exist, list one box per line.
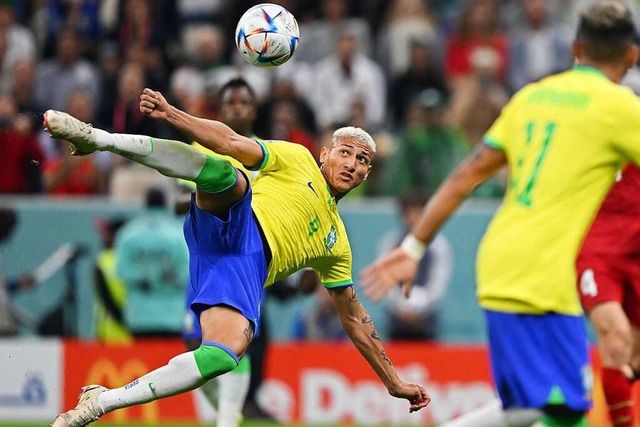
left=235, top=3, right=299, bottom=68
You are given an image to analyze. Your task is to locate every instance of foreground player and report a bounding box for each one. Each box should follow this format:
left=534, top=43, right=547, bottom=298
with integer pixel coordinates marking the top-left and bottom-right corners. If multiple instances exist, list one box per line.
left=363, top=2, right=640, bottom=426
left=577, top=164, right=640, bottom=427
left=45, top=97, right=430, bottom=427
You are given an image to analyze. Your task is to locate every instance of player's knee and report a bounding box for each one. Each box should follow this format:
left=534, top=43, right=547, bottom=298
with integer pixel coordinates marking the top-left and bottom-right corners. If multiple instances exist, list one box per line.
left=194, top=156, right=238, bottom=193
left=193, top=342, right=240, bottom=381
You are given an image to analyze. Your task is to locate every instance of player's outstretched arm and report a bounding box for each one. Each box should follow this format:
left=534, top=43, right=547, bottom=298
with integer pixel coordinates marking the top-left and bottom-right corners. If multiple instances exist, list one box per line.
left=139, top=88, right=264, bottom=168
left=328, top=285, right=431, bottom=413
left=361, top=143, right=506, bottom=301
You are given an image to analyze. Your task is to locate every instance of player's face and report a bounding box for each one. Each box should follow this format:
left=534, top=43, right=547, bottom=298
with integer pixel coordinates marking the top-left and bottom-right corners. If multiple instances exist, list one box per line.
left=320, top=136, right=373, bottom=197
left=220, top=87, right=256, bottom=135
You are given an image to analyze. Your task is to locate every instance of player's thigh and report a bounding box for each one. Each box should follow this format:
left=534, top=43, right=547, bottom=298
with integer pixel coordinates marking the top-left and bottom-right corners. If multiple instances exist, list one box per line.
left=195, top=169, right=248, bottom=217
left=200, top=305, right=253, bottom=358
left=629, top=325, right=640, bottom=369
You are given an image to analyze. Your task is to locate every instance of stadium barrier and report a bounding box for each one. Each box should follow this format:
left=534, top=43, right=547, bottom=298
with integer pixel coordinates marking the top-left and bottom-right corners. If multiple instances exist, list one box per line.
left=0, top=338, right=633, bottom=425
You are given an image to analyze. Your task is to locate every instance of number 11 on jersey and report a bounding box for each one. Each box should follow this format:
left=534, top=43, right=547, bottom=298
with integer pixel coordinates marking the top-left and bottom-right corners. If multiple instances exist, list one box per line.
left=512, top=121, right=557, bottom=207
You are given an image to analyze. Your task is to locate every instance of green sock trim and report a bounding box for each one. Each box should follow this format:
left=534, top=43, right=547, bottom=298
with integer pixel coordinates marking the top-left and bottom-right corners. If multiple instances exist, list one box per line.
left=193, top=343, right=239, bottom=380
left=194, top=155, right=238, bottom=193
left=540, top=414, right=587, bottom=427
left=232, top=355, right=251, bottom=374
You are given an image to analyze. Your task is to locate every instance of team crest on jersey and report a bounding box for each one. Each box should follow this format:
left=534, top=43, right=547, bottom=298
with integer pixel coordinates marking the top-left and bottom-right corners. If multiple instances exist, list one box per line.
left=324, top=226, right=337, bottom=251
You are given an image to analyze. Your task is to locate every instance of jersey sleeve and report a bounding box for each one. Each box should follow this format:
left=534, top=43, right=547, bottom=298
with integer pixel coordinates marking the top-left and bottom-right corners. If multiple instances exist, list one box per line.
left=315, top=248, right=354, bottom=289
left=482, top=89, right=526, bottom=150
left=254, top=140, right=311, bottom=173
left=613, top=93, right=640, bottom=165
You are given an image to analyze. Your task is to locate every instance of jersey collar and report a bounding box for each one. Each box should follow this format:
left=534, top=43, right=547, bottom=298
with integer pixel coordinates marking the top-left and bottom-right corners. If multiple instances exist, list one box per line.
left=572, top=65, right=609, bottom=80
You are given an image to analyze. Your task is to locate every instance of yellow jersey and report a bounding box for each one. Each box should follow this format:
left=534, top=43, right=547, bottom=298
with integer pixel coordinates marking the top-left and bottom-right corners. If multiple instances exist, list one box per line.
left=251, top=141, right=353, bottom=288
left=477, top=66, right=640, bottom=315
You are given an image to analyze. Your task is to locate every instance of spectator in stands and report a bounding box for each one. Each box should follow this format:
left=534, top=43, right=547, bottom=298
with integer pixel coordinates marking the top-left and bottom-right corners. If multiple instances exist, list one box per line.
left=507, top=0, right=572, bottom=93
left=376, top=0, right=441, bottom=78
left=383, top=89, right=468, bottom=198
left=0, top=0, right=35, bottom=89
left=313, top=31, right=386, bottom=130
left=0, top=94, right=43, bottom=194
left=296, top=0, right=371, bottom=64
left=93, top=217, right=131, bottom=343
left=115, top=188, right=188, bottom=337
left=43, top=90, right=107, bottom=195
left=445, top=0, right=508, bottom=83
left=389, top=38, right=449, bottom=127
left=11, top=58, right=38, bottom=119
left=34, top=25, right=101, bottom=112
left=292, top=272, right=347, bottom=341
left=254, top=66, right=317, bottom=140
left=268, top=100, right=318, bottom=158
left=378, top=193, right=453, bottom=340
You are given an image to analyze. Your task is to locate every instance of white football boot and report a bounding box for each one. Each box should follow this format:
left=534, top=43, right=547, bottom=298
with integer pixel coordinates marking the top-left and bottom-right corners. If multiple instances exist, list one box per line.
left=51, top=385, right=107, bottom=427
left=43, top=110, right=97, bottom=156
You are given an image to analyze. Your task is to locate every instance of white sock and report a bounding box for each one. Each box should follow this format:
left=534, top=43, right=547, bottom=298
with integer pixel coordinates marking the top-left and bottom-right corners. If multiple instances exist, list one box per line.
left=216, top=370, right=251, bottom=427
left=98, top=351, right=205, bottom=412
left=440, top=398, right=506, bottom=427
left=199, top=378, right=219, bottom=410
left=94, top=129, right=206, bottom=180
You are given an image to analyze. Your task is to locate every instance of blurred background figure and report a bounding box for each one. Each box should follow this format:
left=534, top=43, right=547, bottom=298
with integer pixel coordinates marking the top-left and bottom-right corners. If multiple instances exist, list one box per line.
left=34, top=25, right=100, bottom=112
left=42, top=90, right=108, bottom=196
left=376, top=0, right=441, bottom=78
left=292, top=271, right=346, bottom=342
left=0, top=93, right=43, bottom=194
left=296, top=0, right=371, bottom=64
left=507, top=0, right=572, bottom=93
left=378, top=193, right=453, bottom=341
left=93, top=216, right=131, bottom=343
left=383, top=89, right=468, bottom=199
left=312, top=31, right=386, bottom=131
left=115, top=188, right=188, bottom=337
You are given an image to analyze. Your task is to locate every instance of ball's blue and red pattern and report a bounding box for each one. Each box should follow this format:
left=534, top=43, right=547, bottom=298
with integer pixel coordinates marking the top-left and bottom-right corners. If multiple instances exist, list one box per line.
left=235, top=3, right=299, bottom=68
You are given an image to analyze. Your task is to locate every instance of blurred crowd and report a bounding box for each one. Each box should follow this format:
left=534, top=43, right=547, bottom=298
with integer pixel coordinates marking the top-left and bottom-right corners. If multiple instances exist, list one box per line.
left=0, top=0, right=637, bottom=202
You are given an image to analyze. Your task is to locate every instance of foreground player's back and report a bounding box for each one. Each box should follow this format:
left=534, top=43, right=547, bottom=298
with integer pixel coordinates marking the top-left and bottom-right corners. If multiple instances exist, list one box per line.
left=477, top=66, right=640, bottom=315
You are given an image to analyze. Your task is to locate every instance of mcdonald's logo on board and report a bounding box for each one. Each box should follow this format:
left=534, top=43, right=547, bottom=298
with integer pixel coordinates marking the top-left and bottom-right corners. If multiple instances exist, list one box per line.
left=63, top=340, right=197, bottom=423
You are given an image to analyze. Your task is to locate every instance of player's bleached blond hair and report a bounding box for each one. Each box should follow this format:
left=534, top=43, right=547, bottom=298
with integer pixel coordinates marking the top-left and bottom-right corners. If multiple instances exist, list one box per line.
left=332, top=126, right=376, bottom=153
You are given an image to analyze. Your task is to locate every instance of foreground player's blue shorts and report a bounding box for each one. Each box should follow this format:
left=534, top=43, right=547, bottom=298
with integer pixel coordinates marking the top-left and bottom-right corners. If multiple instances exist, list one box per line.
left=183, top=187, right=267, bottom=336
left=485, top=310, right=592, bottom=412
left=182, top=282, right=201, bottom=340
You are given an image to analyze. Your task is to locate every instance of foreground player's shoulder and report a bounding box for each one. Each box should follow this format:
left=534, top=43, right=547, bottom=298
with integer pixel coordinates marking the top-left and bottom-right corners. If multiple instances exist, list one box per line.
left=259, top=140, right=316, bottom=170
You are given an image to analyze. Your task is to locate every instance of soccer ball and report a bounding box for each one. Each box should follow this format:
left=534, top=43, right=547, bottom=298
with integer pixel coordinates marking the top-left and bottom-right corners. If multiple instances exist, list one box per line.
left=235, top=3, right=299, bottom=68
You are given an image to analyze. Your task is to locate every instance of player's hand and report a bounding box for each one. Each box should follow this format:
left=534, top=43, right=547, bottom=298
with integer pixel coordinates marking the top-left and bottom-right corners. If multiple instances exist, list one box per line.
left=139, top=88, right=169, bottom=120
left=389, top=382, right=431, bottom=413
left=360, top=247, right=419, bottom=302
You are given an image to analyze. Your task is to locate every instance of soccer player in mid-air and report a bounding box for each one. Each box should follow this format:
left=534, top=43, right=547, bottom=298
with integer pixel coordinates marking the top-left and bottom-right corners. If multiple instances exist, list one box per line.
left=362, top=2, right=640, bottom=426
left=45, top=89, right=430, bottom=426
left=577, top=163, right=640, bottom=427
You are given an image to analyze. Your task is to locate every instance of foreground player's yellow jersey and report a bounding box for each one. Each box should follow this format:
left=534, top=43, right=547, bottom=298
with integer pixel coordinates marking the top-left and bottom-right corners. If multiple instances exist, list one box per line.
left=477, top=66, right=640, bottom=315
left=251, top=141, right=353, bottom=288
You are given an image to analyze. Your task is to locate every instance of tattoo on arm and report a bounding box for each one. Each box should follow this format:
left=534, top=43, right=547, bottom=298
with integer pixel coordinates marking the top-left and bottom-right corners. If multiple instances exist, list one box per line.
left=381, top=350, right=392, bottom=366
left=362, top=315, right=381, bottom=341
left=349, top=286, right=358, bottom=303
left=243, top=326, right=253, bottom=344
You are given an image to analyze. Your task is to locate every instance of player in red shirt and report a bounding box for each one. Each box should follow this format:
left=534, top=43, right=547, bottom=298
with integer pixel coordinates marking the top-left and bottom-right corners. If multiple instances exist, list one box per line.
left=577, top=163, right=640, bottom=427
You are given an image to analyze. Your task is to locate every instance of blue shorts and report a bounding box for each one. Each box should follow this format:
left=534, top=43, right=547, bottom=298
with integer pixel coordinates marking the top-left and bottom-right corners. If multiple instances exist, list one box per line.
left=183, top=188, right=267, bottom=336
left=485, top=310, right=592, bottom=412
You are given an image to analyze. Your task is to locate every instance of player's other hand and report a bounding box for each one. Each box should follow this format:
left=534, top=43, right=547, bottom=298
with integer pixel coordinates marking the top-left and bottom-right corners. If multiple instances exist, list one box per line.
left=389, top=382, right=431, bottom=413
left=139, top=88, right=169, bottom=120
left=360, top=247, right=418, bottom=302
